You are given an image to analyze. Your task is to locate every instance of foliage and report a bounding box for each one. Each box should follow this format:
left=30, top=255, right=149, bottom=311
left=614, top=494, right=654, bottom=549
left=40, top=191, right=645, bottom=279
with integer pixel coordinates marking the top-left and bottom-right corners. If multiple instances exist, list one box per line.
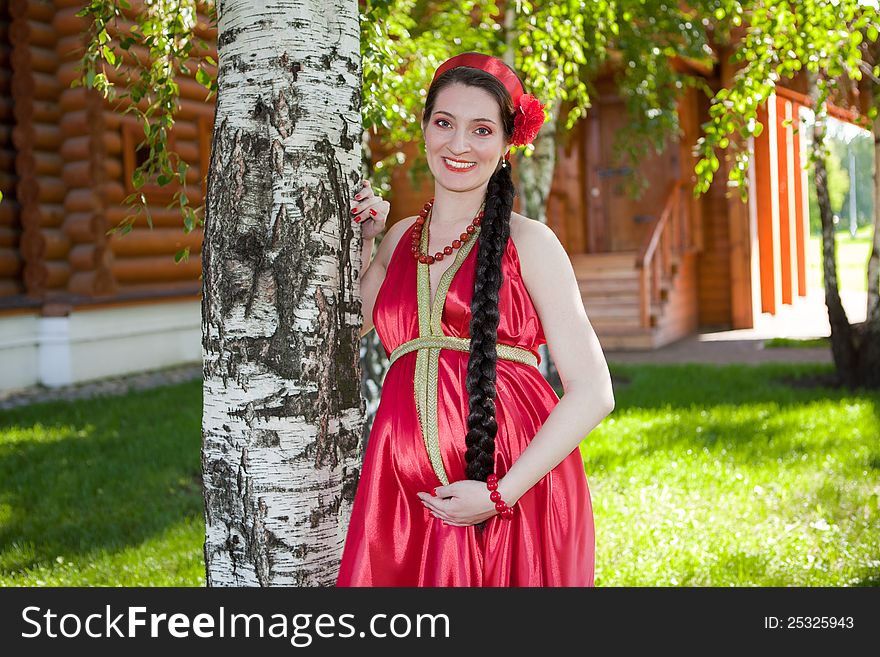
left=75, top=0, right=216, bottom=264
left=75, top=1, right=880, bottom=247
left=365, top=0, right=725, bottom=200
left=74, top=0, right=769, bottom=231
left=358, top=0, right=503, bottom=192
left=693, top=0, right=880, bottom=202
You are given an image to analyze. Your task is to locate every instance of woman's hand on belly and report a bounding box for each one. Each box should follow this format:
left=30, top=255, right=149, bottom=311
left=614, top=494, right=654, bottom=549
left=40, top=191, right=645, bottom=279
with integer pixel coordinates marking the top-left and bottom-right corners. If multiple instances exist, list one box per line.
left=416, top=480, right=498, bottom=527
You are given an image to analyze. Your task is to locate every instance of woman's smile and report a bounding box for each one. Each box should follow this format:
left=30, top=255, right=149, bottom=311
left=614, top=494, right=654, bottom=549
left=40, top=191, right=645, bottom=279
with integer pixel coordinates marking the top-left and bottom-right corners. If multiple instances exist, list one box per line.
left=442, top=156, right=477, bottom=172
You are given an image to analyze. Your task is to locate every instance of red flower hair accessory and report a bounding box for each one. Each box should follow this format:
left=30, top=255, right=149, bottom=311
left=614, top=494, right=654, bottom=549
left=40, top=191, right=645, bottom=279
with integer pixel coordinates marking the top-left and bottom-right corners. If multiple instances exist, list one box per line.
left=511, top=93, right=546, bottom=147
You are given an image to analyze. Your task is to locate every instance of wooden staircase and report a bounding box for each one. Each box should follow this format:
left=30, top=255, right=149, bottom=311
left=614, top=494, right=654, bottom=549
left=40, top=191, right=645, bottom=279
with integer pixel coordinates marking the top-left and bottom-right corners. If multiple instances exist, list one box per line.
left=570, top=181, right=699, bottom=350
left=571, top=251, right=658, bottom=349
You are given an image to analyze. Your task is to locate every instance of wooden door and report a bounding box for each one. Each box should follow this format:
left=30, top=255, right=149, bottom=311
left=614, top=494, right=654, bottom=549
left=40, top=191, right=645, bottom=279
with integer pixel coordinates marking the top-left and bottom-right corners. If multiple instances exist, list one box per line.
left=585, top=92, right=682, bottom=253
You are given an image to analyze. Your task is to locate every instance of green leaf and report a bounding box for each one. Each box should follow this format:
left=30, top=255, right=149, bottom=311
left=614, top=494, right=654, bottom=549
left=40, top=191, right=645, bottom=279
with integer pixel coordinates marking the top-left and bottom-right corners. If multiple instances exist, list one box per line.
left=196, top=67, right=211, bottom=86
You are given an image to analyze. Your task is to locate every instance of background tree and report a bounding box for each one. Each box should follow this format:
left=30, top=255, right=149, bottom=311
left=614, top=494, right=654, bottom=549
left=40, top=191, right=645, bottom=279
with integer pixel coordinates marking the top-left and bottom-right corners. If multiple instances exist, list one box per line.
left=808, top=125, right=858, bottom=236
left=828, top=126, right=875, bottom=233
left=196, top=0, right=366, bottom=585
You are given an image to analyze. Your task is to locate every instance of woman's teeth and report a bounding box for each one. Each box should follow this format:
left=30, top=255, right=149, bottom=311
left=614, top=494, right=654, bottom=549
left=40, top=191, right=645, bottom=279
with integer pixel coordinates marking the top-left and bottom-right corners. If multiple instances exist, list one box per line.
left=443, top=158, right=476, bottom=169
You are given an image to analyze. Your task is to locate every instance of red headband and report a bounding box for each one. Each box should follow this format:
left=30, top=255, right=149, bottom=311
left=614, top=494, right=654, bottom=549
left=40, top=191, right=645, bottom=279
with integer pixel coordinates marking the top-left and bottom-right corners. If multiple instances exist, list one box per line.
left=431, top=52, right=546, bottom=151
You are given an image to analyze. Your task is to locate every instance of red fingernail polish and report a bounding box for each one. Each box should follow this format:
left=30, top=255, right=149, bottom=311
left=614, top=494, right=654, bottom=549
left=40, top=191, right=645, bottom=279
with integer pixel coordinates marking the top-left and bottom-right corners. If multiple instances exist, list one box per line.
left=354, top=217, right=361, bottom=223
left=432, top=488, right=437, bottom=496
left=351, top=208, right=358, bottom=214
left=370, top=208, right=377, bottom=216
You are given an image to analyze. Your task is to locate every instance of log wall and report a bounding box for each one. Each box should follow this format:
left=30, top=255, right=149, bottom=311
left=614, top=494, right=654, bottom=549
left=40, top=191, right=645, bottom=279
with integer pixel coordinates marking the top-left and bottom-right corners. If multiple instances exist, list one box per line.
left=0, top=0, right=214, bottom=317
left=0, top=2, right=25, bottom=304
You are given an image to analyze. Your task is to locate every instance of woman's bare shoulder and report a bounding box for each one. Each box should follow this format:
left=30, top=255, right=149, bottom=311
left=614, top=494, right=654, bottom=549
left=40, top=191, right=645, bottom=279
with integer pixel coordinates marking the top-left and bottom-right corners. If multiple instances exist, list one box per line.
left=508, top=212, right=560, bottom=270
left=378, top=215, right=420, bottom=269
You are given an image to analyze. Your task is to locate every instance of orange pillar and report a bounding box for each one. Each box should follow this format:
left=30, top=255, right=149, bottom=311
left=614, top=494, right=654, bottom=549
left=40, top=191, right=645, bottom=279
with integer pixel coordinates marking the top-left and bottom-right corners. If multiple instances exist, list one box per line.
left=754, top=99, right=781, bottom=315
left=791, top=102, right=808, bottom=297
left=776, top=95, right=795, bottom=305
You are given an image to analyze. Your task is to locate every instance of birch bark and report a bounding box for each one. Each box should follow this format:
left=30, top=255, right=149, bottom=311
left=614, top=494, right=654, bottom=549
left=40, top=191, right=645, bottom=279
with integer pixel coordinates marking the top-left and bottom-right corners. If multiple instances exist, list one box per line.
left=201, top=0, right=364, bottom=586
left=808, top=71, right=880, bottom=390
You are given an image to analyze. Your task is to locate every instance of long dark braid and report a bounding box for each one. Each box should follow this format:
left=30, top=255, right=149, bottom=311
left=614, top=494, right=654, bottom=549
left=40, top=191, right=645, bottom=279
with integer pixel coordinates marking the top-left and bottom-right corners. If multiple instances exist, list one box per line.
left=464, top=163, right=515, bottom=481
left=420, top=58, right=521, bottom=483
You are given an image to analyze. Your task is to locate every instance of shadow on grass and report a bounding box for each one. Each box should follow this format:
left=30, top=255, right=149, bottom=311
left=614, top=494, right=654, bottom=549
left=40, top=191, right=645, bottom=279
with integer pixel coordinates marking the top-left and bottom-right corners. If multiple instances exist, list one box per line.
left=853, top=573, right=880, bottom=587
left=0, top=379, right=203, bottom=573
left=580, top=361, right=880, bottom=473
left=607, top=361, right=878, bottom=410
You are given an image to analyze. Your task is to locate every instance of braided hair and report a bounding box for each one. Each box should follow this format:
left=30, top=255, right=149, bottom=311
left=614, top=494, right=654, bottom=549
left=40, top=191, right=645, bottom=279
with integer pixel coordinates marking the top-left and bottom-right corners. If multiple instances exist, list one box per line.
left=420, top=63, right=520, bottom=482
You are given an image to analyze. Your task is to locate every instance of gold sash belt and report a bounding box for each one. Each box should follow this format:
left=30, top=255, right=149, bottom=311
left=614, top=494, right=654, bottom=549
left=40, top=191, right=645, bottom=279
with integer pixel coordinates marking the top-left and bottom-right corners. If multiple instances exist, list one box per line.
left=389, top=335, right=539, bottom=369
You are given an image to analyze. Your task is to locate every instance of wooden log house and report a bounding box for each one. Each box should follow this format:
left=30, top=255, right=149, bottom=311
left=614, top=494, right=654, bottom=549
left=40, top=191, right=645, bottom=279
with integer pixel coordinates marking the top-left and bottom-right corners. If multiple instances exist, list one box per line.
left=0, top=2, right=864, bottom=394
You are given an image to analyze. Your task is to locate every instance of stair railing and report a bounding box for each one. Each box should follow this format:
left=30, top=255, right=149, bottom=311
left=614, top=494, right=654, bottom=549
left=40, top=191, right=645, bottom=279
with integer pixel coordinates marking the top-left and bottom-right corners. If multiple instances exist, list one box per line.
left=636, top=180, right=687, bottom=328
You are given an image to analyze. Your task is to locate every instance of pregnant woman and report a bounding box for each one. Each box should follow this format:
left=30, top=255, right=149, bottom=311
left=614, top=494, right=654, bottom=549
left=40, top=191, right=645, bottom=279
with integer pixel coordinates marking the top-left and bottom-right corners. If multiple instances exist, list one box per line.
left=337, top=52, right=615, bottom=586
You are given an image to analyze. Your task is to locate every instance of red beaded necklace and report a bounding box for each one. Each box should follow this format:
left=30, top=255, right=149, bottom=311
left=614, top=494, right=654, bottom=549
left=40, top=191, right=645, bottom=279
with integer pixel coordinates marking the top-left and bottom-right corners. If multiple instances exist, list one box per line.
left=411, top=197, right=485, bottom=265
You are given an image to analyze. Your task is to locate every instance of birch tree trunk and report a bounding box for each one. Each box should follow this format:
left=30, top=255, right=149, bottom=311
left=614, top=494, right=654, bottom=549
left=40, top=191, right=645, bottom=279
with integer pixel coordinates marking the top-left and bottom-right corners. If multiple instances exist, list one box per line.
left=858, top=114, right=880, bottom=388
left=810, top=75, right=857, bottom=387
left=516, top=100, right=561, bottom=226
left=501, top=6, right=561, bottom=388
left=808, top=72, right=880, bottom=390
left=520, top=100, right=563, bottom=388
left=201, top=0, right=364, bottom=586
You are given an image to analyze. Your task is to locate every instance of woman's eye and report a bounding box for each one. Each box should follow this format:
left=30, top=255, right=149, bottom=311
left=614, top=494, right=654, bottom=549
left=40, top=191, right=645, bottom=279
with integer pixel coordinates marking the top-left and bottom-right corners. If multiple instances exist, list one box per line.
left=435, top=119, right=491, bottom=136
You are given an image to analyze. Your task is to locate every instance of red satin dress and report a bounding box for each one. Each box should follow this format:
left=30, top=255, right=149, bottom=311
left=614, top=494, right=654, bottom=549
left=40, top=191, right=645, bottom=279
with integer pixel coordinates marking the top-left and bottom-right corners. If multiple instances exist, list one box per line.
left=336, top=220, right=595, bottom=586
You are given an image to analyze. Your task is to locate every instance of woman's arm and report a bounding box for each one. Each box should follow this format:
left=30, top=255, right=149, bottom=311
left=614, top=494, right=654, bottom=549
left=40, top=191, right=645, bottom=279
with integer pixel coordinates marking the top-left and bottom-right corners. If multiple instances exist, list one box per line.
left=357, top=215, right=419, bottom=339
left=351, top=180, right=390, bottom=339
left=497, top=219, right=615, bottom=505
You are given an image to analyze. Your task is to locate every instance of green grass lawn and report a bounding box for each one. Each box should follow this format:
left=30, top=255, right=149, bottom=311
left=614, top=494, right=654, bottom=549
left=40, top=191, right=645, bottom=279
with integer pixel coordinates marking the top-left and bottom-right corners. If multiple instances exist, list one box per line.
left=764, top=337, right=830, bottom=349
left=0, top=379, right=204, bottom=586
left=807, top=226, right=875, bottom=294
left=584, top=362, right=879, bottom=586
left=1, top=363, right=878, bottom=586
